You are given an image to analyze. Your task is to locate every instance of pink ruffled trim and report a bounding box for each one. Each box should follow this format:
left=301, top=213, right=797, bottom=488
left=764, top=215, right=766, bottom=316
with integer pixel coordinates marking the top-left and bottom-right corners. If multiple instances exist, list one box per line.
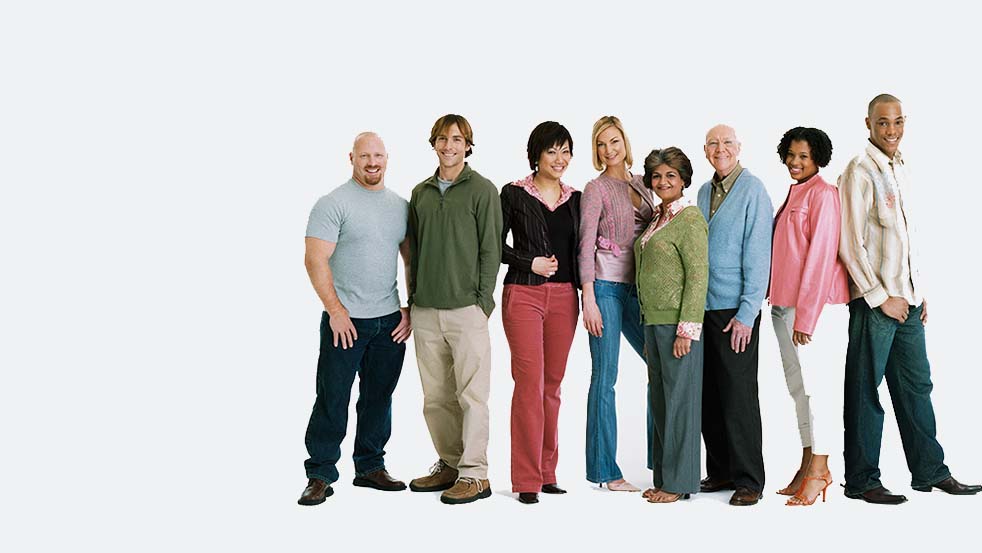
left=596, top=236, right=622, bottom=256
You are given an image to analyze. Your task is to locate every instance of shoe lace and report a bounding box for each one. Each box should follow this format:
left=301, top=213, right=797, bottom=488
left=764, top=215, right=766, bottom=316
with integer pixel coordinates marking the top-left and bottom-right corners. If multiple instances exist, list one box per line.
left=458, top=477, right=484, bottom=492
left=428, top=460, right=446, bottom=475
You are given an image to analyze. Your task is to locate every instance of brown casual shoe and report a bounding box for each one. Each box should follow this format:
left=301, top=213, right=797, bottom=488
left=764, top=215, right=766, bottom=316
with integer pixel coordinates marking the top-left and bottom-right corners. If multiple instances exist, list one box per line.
left=353, top=469, right=407, bottom=491
left=440, top=477, right=492, bottom=505
left=297, top=478, right=333, bottom=505
left=409, top=459, right=458, bottom=492
left=729, top=486, right=763, bottom=506
left=700, top=476, right=736, bottom=493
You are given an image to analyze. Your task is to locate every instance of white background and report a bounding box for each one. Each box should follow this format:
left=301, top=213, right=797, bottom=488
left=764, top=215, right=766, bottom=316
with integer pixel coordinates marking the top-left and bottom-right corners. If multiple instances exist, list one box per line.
left=3, top=1, right=980, bottom=551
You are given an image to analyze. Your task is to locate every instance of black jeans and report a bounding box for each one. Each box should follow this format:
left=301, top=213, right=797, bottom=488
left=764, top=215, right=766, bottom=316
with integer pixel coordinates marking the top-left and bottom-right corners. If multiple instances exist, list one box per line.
left=701, top=309, right=765, bottom=492
left=303, top=311, right=406, bottom=484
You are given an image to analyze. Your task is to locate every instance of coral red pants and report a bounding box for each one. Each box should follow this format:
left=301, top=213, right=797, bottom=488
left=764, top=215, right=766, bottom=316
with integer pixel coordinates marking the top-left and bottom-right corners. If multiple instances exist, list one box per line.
left=502, top=283, right=579, bottom=492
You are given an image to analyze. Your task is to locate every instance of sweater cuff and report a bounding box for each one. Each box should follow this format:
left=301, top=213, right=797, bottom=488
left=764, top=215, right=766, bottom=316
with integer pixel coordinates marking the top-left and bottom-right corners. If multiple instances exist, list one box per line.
left=735, top=303, right=760, bottom=328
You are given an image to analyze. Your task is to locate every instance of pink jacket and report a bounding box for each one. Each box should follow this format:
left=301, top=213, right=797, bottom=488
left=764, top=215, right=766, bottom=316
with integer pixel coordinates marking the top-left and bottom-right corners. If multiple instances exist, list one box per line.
left=769, top=174, right=850, bottom=335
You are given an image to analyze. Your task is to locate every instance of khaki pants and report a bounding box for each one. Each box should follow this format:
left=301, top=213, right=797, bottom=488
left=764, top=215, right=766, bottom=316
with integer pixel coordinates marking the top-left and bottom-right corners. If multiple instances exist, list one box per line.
left=411, top=304, right=492, bottom=479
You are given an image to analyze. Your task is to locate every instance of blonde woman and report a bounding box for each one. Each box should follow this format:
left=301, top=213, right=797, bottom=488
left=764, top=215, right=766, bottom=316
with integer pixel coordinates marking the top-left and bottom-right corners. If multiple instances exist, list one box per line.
left=579, top=116, right=655, bottom=490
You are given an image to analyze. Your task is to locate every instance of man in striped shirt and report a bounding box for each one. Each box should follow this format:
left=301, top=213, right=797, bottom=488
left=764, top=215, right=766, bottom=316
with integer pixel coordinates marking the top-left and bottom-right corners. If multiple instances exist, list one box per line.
left=838, top=93, right=980, bottom=504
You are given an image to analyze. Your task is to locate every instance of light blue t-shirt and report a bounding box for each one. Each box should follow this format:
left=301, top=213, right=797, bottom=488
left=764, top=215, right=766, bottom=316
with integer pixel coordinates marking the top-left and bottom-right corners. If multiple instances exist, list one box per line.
left=305, top=179, right=409, bottom=318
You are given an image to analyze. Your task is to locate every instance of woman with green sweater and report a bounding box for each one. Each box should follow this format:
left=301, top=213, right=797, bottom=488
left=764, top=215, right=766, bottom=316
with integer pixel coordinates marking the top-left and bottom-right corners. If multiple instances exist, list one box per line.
left=634, top=147, right=709, bottom=504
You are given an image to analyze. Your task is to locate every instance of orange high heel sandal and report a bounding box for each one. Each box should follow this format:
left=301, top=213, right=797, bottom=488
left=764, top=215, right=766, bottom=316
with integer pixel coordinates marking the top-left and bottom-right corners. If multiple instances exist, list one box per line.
left=786, top=472, right=832, bottom=506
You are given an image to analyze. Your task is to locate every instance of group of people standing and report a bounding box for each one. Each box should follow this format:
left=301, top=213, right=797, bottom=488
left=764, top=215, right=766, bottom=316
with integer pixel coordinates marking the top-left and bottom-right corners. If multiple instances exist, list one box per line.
left=297, top=94, right=979, bottom=509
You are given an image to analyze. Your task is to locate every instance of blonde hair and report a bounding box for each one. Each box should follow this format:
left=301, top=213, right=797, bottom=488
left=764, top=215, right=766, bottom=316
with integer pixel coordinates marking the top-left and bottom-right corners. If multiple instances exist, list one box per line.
left=591, top=115, right=634, bottom=171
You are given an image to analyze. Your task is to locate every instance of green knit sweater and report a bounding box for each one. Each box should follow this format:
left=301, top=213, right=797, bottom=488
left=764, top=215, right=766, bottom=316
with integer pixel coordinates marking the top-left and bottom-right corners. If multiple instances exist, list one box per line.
left=634, top=205, right=709, bottom=326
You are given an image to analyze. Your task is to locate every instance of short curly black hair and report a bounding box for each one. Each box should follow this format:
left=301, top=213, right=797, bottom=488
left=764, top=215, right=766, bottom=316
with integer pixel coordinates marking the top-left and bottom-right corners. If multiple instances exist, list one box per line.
left=527, top=121, right=573, bottom=172
left=776, top=127, right=833, bottom=167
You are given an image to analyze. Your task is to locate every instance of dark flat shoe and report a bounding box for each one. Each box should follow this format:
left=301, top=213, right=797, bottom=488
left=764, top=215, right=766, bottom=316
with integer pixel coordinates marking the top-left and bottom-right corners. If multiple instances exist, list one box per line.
left=913, top=476, right=981, bottom=495
left=298, top=478, right=333, bottom=505
left=352, top=469, right=407, bottom=491
left=541, top=483, right=567, bottom=494
left=518, top=492, right=539, bottom=504
left=729, top=487, right=762, bottom=506
left=700, top=476, right=735, bottom=493
left=844, top=485, right=907, bottom=505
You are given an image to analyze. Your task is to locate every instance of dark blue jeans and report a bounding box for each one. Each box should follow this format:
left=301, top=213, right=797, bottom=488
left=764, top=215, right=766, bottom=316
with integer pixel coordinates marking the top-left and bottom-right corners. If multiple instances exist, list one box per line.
left=304, top=310, right=406, bottom=484
left=843, top=299, right=950, bottom=493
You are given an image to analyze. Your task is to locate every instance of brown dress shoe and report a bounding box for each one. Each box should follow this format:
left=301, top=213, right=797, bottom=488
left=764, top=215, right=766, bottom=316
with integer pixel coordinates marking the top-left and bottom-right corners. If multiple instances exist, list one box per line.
left=409, top=459, right=458, bottom=492
left=913, top=476, right=982, bottom=495
left=440, top=477, right=492, bottom=505
left=298, top=478, right=333, bottom=505
left=729, top=487, right=762, bottom=506
left=353, top=469, right=407, bottom=491
left=844, top=485, right=907, bottom=505
left=700, top=476, right=735, bottom=493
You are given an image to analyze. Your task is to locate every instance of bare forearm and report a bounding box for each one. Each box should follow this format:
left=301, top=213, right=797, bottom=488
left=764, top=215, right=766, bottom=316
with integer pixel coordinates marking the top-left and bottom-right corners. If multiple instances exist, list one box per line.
left=305, top=257, right=345, bottom=315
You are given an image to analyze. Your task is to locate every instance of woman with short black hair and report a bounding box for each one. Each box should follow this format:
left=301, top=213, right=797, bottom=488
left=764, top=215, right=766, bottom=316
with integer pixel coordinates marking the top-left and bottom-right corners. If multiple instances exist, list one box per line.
left=501, top=121, right=581, bottom=504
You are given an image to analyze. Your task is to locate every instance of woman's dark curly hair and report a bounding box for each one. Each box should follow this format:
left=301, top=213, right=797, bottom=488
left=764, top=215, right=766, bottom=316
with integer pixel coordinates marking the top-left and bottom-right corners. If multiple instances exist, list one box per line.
left=776, top=127, right=833, bottom=167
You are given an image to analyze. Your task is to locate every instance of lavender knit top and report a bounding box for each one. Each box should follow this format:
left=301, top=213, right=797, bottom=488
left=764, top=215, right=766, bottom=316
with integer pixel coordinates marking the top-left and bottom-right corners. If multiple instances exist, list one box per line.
left=578, top=173, right=655, bottom=284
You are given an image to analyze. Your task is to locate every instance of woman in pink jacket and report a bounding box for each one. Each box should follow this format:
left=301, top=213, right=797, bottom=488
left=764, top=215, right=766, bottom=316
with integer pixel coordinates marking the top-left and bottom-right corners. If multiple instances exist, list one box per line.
left=769, top=127, right=851, bottom=506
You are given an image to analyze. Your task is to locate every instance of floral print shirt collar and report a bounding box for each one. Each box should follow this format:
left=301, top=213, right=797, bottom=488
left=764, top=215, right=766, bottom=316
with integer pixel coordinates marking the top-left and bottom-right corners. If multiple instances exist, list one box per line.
left=513, top=173, right=575, bottom=211
left=639, top=196, right=695, bottom=248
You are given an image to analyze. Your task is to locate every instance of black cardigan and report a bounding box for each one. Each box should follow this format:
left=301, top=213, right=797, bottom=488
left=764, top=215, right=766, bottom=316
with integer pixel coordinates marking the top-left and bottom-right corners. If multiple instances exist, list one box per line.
left=500, top=183, right=582, bottom=288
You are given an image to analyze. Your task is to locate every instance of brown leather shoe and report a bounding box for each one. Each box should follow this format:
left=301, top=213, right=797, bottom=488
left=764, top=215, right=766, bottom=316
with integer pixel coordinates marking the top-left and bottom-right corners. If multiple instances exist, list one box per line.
left=409, top=459, right=458, bottom=492
left=913, top=476, right=981, bottom=495
left=729, top=487, right=763, bottom=506
left=298, top=478, right=333, bottom=505
left=700, top=476, right=736, bottom=493
left=844, top=485, right=907, bottom=504
left=440, top=477, right=492, bottom=505
left=353, top=469, right=407, bottom=491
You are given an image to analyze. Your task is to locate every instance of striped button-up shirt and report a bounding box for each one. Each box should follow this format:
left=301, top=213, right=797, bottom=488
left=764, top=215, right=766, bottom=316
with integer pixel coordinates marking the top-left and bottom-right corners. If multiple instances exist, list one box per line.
left=837, top=142, right=922, bottom=308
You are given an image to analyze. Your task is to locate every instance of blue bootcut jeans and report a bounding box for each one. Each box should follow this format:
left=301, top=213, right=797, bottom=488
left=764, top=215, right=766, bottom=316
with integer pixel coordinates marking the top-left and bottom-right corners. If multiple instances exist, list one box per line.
left=843, top=299, right=950, bottom=494
left=303, top=310, right=406, bottom=484
left=585, top=279, right=653, bottom=483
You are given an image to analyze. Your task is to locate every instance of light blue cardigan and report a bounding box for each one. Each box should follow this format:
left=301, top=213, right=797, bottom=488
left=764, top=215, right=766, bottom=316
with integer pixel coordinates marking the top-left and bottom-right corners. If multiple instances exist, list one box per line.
left=696, top=168, right=773, bottom=327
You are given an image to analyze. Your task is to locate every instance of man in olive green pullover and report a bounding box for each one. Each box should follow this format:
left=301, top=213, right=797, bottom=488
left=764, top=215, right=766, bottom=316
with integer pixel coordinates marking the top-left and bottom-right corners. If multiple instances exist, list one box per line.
left=407, top=114, right=502, bottom=505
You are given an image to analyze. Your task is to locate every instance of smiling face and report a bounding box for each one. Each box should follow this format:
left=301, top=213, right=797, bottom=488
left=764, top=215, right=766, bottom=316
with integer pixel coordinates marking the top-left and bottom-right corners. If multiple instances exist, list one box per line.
left=349, top=133, right=387, bottom=188
left=704, top=124, right=741, bottom=178
left=785, top=139, right=818, bottom=183
left=866, top=101, right=905, bottom=158
left=596, top=126, right=626, bottom=170
left=433, top=122, right=470, bottom=172
left=649, top=163, right=685, bottom=204
left=536, top=141, right=572, bottom=181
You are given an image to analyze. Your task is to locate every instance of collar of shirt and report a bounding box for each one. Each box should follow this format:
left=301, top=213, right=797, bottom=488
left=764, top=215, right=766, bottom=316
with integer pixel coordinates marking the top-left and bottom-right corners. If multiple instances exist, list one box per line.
left=653, top=195, right=695, bottom=221
left=865, top=141, right=904, bottom=171
left=712, top=162, right=743, bottom=193
left=513, top=173, right=575, bottom=211
left=639, top=196, right=695, bottom=248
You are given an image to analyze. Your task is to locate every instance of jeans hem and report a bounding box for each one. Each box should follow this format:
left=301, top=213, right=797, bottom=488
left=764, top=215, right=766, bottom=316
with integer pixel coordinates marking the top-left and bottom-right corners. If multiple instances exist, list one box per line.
left=354, top=464, right=385, bottom=477
left=586, top=472, right=623, bottom=484
left=305, top=473, right=335, bottom=485
left=912, top=470, right=953, bottom=489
